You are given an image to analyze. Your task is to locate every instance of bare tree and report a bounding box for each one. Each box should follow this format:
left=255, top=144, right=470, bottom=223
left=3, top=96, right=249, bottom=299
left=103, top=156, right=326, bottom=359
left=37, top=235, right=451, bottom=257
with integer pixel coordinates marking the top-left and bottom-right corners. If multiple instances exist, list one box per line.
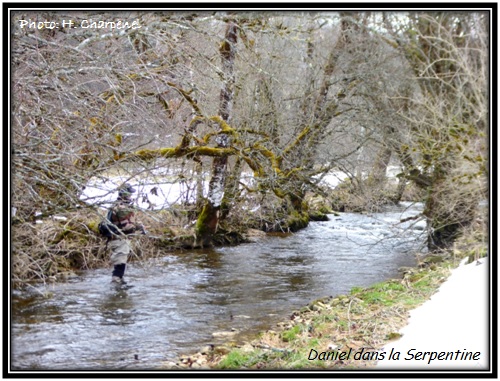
left=11, top=10, right=489, bottom=281
left=382, top=12, right=488, bottom=250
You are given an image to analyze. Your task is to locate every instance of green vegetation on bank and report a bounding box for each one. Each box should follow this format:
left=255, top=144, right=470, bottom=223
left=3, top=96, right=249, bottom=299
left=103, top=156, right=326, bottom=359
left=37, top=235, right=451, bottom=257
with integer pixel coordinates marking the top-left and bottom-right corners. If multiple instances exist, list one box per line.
left=175, top=223, right=487, bottom=370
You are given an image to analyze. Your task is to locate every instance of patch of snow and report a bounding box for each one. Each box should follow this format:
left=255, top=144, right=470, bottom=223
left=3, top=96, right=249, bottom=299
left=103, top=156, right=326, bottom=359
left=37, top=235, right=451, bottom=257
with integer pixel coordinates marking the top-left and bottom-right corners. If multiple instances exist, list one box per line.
left=315, top=166, right=402, bottom=189
left=79, top=176, right=208, bottom=210
left=315, top=171, right=349, bottom=188
left=376, top=257, right=490, bottom=370
left=386, top=165, right=402, bottom=182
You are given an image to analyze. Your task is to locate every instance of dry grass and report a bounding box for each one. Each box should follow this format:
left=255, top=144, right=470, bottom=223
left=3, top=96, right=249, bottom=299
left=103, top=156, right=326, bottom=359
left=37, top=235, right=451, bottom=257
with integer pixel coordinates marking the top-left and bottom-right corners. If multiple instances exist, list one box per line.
left=173, top=253, right=477, bottom=370
left=12, top=210, right=105, bottom=285
left=173, top=216, right=488, bottom=371
left=10, top=206, right=197, bottom=286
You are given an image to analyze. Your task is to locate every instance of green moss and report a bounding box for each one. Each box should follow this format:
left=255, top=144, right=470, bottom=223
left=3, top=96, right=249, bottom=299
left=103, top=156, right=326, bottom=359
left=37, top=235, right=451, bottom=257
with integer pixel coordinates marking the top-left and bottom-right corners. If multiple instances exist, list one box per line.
left=50, top=228, right=72, bottom=245
left=216, top=350, right=258, bottom=369
left=423, top=255, right=444, bottom=264
left=282, top=125, right=311, bottom=157
left=349, top=276, right=440, bottom=309
left=195, top=203, right=211, bottom=235
left=281, top=324, right=303, bottom=342
left=132, top=146, right=235, bottom=162
left=387, top=332, right=403, bottom=340
left=287, top=352, right=316, bottom=369
left=201, top=235, right=486, bottom=370
left=309, top=211, right=329, bottom=221
left=87, top=220, right=100, bottom=234
left=195, top=202, right=219, bottom=247
left=318, top=205, right=334, bottom=214
left=134, top=147, right=176, bottom=160
left=286, top=211, right=309, bottom=232
left=350, top=286, right=364, bottom=295
left=308, top=338, right=320, bottom=347
left=336, top=319, right=348, bottom=328
left=359, top=290, right=395, bottom=306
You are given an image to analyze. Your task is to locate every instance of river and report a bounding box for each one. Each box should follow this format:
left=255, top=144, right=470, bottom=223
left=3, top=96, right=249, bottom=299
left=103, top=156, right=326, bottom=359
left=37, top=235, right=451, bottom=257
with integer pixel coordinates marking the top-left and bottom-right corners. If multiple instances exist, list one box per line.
left=11, top=202, right=425, bottom=370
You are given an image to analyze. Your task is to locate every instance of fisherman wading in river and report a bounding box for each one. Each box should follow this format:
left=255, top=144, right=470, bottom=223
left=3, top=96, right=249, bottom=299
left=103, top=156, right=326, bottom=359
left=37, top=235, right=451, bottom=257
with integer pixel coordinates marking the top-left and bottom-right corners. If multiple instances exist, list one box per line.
left=99, top=183, right=146, bottom=285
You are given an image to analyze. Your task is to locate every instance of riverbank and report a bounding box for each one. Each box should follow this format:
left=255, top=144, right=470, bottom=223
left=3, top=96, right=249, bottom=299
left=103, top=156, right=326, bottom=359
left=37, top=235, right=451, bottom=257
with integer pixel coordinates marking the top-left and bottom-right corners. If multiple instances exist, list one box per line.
left=10, top=201, right=489, bottom=372
left=171, top=249, right=490, bottom=373
left=376, top=256, right=489, bottom=370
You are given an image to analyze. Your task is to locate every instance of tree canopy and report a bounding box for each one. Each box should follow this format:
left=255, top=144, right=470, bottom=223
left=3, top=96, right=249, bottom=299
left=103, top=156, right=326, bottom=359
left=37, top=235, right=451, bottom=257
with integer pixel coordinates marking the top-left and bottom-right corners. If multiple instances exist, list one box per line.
left=11, top=10, right=489, bottom=252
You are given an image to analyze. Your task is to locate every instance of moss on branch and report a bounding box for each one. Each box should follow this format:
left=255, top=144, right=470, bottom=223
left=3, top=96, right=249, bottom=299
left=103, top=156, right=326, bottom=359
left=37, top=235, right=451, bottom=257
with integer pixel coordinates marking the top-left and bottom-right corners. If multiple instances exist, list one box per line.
left=208, top=115, right=236, bottom=134
left=131, top=146, right=236, bottom=161
left=166, top=81, right=201, bottom=115
left=282, top=125, right=311, bottom=158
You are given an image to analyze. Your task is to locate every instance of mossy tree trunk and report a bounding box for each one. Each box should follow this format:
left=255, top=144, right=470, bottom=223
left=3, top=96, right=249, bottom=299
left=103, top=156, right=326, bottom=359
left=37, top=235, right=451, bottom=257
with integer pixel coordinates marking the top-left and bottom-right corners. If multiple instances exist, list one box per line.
left=220, top=156, right=243, bottom=220
left=273, top=13, right=356, bottom=227
left=195, top=21, right=238, bottom=247
left=384, top=13, right=487, bottom=251
left=423, top=162, right=479, bottom=252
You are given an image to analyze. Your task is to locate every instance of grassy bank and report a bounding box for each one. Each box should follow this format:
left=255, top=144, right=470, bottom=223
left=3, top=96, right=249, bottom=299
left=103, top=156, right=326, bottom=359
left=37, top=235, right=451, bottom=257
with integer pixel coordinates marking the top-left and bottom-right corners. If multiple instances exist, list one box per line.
left=173, top=227, right=487, bottom=370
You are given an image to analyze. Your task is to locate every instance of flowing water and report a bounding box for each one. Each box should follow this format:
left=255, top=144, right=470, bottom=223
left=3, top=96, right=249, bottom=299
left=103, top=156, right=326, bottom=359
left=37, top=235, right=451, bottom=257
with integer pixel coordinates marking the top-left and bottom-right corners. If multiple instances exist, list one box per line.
left=11, top=202, right=425, bottom=370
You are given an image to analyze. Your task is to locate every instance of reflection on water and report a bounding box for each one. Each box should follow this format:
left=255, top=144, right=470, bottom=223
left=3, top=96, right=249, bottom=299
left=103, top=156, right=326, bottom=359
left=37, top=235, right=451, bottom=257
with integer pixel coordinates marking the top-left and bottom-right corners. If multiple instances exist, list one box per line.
left=98, top=289, right=136, bottom=326
left=11, top=203, right=424, bottom=370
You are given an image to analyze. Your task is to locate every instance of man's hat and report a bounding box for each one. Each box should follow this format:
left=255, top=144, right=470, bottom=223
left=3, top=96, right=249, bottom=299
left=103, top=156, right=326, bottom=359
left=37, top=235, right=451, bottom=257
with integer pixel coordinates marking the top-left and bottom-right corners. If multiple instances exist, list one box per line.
left=118, top=183, right=136, bottom=198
